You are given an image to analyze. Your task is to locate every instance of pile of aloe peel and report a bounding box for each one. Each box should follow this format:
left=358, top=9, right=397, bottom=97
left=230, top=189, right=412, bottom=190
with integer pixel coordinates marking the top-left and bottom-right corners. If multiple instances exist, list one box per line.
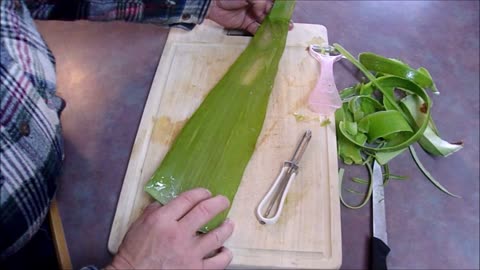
left=332, top=43, right=463, bottom=209
left=145, top=0, right=296, bottom=231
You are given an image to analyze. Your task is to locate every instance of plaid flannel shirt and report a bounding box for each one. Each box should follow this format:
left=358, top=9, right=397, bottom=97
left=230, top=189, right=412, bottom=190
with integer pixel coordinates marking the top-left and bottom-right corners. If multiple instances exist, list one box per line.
left=0, top=0, right=210, bottom=260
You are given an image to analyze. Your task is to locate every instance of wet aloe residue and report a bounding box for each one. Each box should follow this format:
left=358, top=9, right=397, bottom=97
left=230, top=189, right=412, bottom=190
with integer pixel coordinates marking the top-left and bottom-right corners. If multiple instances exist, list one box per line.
left=320, top=118, right=331, bottom=126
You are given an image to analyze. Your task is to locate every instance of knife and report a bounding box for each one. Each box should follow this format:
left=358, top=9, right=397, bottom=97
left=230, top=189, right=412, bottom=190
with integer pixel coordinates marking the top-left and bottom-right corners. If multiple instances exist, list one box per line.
left=371, top=161, right=391, bottom=270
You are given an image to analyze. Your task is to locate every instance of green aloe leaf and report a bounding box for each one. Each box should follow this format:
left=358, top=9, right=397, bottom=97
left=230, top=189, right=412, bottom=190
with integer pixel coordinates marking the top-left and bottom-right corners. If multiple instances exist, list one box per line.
left=358, top=52, right=438, bottom=93
left=401, top=95, right=463, bottom=156
left=375, top=149, right=406, bottom=165
left=409, top=146, right=461, bottom=198
left=336, top=103, right=363, bottom=165
left=334, top=44, right=433, bottom=152
left=334, top=44, right=463, bottom=209
left=356, top=110, right=413, bottom=142
left=144, top=0, right=296, bottom=232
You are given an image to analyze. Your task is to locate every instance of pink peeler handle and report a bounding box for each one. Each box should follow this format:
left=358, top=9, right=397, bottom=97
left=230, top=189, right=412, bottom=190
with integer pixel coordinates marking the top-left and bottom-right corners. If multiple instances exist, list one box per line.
left=308, top=46, right=343, bottom=115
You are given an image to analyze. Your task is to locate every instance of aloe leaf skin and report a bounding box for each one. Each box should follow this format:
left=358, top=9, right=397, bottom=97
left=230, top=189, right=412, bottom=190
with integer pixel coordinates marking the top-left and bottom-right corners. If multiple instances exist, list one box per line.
left=145, top=0, right=296, bottom=232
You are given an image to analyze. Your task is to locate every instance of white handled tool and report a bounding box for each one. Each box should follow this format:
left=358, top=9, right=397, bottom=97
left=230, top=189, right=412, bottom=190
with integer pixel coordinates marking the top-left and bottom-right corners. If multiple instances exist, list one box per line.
left=256, top=130, right=312, bottom=224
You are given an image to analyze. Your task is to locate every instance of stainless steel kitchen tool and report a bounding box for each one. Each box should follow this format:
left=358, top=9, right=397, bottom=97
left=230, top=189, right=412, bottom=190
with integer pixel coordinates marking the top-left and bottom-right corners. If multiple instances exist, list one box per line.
left=371, top=160, right=391, bottom=270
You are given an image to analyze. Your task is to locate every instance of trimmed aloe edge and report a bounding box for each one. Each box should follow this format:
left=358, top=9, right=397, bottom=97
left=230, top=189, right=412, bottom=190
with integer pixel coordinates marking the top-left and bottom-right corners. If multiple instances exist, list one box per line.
left=144, top=0, right=296, bottom=232
left=400, top=95, right=463, bottom=156
left=332, top=44, right=462, bottom=208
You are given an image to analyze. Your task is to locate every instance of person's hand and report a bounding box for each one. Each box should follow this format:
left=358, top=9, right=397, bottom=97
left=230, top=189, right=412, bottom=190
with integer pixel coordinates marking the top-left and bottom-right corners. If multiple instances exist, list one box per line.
left=107, top=188, right=234, bottom=269
left=206, top=0, right=274, bottom=34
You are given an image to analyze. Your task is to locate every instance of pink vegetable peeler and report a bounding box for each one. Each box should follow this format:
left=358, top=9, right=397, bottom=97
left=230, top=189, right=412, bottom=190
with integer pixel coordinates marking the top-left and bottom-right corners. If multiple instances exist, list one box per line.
left=307, top=44, right=344, bottom=115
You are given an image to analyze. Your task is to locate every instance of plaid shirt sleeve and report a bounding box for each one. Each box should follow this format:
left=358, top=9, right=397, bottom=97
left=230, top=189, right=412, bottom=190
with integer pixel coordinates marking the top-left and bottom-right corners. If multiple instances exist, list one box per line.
left=0, top=0, right=210, bottom=261
left=26, top=0, right=212, bottom=30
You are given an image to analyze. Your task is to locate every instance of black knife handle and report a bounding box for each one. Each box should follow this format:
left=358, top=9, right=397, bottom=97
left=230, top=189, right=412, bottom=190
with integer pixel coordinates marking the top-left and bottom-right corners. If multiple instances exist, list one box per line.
left=371, top=236, right=390, bottom=270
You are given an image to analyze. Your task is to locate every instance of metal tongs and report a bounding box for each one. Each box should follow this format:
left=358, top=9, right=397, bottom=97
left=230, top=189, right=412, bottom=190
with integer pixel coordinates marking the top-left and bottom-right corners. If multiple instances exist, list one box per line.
left=256, top=130, right=312, bottom=224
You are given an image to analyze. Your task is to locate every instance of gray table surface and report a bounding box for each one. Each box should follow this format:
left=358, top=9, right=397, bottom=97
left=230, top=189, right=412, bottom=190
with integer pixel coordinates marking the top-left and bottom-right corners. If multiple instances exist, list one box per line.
left=36, top=1, right=479, bottom=269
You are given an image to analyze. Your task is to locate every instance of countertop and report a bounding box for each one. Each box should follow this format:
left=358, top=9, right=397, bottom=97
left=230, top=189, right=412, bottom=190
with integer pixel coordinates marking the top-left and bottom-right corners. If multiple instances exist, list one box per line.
left=36, top=1, right=479, bottom=269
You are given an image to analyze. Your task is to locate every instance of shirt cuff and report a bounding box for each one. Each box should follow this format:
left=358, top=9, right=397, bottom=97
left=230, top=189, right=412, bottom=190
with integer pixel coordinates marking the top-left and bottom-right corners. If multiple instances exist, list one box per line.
left=181, top=0, right=211, bottom=25
left=143, top=0, right=211, bottom=30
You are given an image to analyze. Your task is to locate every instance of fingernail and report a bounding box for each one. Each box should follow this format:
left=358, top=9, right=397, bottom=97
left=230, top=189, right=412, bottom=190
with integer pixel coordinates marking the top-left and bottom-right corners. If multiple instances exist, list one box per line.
left=224, top=218, right=235, bottom=229
left=218, top=195, right=230, bottom=206
left=203, top=188, right=212, bottom=196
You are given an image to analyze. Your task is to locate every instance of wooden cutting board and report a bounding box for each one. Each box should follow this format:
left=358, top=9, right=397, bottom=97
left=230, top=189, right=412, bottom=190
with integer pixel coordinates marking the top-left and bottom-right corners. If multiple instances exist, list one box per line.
left=108, top=21, right=342, bottom=269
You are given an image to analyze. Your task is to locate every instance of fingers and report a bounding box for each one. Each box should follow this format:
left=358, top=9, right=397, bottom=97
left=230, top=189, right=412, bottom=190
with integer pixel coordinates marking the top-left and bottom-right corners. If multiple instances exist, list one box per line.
left=179, top=195, right=230, bottom=232
left=252, top=0, right=273, bottom=23
left=160, top=188, right=212, bottom=220
left=265, top=0, right=273, bottom=15
left=142, top=201, right=162, bottom=217
left=246, top=21, right=261, bottom=34
left=249, top=0, right=273, bottom=22
left=197, top=219, right=235, bottom=253
left=217, top=0, right=249, bottom=10
left=242, top=17, right=261, bottom=34
left=203, top=247, right=234, bottom=269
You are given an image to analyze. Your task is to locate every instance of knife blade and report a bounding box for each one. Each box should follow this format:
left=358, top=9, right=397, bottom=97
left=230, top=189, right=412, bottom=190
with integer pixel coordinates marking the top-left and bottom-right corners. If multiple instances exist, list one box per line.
left=371, top=161, right=391, bottom=270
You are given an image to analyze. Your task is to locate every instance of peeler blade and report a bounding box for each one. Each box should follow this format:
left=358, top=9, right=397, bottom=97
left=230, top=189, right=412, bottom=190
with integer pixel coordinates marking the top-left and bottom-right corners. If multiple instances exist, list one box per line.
left=290, top=130, right=312, bottom=165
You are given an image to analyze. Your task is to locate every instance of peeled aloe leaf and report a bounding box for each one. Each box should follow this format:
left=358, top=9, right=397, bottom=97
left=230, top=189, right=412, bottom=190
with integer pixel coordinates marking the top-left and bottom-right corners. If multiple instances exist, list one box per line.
left=357, top=110, right=413, bottom=142
left=338, top=135, right=363, bottom=165
left=336, top=103, right=363, bottom=165
left=401, top=95, right=463, bottom=156
left=375, top=149, right=406, bottom=165
left=358, top=52, right=438, bottom=93
left=417, top=67, right=439, bottom=94
left=144, top=0, right=296, bottom=232
left=409, top=146, right=460, bottom=198
left=334, top=44, right=463, bottom=208
left=334, top=45, right=433, bottom=153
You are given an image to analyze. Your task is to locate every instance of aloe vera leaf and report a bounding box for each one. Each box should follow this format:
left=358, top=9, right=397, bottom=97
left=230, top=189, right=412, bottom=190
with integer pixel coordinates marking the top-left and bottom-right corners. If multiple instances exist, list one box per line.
left=375, top=148, right=406, bottom=165
left=348, top=96, right=384, bottom=122
left=334, top=44, right=432, bottom=130
left=338, top=135, right=363, bottom=165
left=344, top=121, right=358, bottom=136
left=418, top=129, right=464, bottom=156
left=337, top=76, right=432, bottom=152
left=334, top=45, right=405, bottom=115
left=358, top=52, right=437, bottom=92
left=356, top=110, right=413, bottom=142
left=352, top=177, right=369, bottom=184
left=382, top=164, right=408, bottom=185
left=339, top=162, right=374, bottom=209
left=388, top=174, right=409, bottom=180
left=382, top=163, right=391, bottom=186
left=409, top=146, right=461, bottom=198
left=144, top=0, right=296, bottom=232
left=340, top=85, right=359, bottom=99
left=417, top=67, right=440, bottom=94
left=401, top=95, right=463, bottom=157
left=336, top=103, right=363, bottom=165
left=335, top=45, right=462, bottom=208
left=346, top=188, right=366, bottom=195
left=335, top=44, right=434, bottom=128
